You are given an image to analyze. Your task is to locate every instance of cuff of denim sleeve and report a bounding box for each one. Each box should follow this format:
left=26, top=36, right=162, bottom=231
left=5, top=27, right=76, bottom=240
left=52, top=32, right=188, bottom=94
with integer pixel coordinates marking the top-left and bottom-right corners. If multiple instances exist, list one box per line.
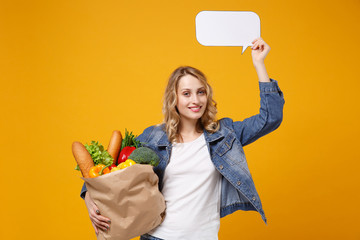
left=80, top=190, right=86, bottom=200
left=80, top=183, right=87, bottom=200
left=259, top=78, right=282, bottom=93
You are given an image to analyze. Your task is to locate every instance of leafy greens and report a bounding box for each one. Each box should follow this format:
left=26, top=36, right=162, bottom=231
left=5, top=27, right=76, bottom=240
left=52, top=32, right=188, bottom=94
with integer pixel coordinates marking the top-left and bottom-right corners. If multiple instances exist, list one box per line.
left=74, top=141, right=114, bottom=170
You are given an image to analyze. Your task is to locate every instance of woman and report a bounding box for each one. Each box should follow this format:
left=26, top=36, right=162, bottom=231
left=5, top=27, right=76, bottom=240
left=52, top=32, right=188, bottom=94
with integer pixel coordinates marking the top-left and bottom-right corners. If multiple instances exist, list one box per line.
left=80, top=38, right=285, bottom=239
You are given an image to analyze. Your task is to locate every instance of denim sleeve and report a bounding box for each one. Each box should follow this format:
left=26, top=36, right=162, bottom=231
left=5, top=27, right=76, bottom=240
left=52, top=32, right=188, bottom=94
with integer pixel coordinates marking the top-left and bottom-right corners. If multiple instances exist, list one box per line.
left=80, top=182, right=87, bottom=200
left=135, top=125, right=155, bottom=147
left=233, top=78, right=285, bottom=146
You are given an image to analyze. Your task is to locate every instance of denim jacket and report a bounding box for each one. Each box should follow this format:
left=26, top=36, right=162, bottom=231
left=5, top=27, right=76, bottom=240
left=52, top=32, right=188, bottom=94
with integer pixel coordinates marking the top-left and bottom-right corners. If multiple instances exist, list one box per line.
left=80, top=78, right=284, bottom=225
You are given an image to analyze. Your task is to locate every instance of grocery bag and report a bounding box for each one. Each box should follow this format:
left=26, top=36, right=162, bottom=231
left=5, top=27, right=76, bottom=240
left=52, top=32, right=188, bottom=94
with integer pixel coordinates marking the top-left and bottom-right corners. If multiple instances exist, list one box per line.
left=82, top=164, right=166, bottom=240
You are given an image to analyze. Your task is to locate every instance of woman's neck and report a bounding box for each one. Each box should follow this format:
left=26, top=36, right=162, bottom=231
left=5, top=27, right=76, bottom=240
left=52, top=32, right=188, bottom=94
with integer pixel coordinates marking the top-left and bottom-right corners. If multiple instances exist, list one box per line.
left=178, top=120, right=203, bottom=143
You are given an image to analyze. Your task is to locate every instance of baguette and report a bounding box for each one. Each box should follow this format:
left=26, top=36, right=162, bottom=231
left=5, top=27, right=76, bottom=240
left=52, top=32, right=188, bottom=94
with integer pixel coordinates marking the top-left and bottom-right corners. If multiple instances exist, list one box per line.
left=72, top=141, right=94, bottom=178
left=107, top=130, right=123, bottom=165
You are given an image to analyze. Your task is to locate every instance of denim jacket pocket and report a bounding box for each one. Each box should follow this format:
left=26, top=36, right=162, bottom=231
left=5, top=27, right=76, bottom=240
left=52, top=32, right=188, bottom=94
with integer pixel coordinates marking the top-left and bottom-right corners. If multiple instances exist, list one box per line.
left=215, top=133, right=245, bottom=165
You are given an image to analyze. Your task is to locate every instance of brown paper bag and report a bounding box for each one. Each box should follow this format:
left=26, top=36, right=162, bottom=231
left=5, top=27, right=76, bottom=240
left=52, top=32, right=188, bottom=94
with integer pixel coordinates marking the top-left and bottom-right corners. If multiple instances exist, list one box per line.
left=82, top=164, right=166, bottom=240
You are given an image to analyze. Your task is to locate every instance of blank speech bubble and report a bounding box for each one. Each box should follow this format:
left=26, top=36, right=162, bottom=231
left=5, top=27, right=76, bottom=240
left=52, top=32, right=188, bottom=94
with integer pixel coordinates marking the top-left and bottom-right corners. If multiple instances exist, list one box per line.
left=195, top=11, right=261, bottom=54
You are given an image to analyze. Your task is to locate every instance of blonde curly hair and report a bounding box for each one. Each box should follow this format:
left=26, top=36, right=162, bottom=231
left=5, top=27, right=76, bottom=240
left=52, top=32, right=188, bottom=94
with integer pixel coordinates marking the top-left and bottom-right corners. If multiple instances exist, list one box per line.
left=161, top=66, right=220, bottom=143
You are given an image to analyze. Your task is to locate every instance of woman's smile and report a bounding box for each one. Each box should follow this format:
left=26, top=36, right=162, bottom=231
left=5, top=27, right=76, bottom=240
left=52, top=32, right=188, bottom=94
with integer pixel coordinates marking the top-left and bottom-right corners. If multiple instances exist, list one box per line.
left=189, top=106, right=202, bottom=112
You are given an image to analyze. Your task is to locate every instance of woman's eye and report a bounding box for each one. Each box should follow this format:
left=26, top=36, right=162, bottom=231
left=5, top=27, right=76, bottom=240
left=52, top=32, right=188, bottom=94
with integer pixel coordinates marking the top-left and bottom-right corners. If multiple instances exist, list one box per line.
left=198, top=90, right=205, bottom=95
left=183, top=92, right=189, bottom=96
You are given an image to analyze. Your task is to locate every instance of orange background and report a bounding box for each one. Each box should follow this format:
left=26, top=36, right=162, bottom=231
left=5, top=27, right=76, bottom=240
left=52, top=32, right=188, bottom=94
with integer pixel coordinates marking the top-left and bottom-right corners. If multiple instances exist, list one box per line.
left=1, top=0, right=359, bottom=239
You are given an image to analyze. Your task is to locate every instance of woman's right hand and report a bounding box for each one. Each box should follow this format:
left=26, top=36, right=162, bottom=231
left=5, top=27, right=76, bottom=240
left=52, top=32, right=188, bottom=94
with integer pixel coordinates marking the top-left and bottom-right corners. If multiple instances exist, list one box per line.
left=84, top=192, right=111, bottom=235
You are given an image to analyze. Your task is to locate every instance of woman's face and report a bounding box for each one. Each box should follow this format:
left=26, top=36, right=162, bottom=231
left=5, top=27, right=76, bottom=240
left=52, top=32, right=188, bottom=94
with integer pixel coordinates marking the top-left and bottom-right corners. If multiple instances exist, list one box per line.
left=176, top=74, right=207, bottom=124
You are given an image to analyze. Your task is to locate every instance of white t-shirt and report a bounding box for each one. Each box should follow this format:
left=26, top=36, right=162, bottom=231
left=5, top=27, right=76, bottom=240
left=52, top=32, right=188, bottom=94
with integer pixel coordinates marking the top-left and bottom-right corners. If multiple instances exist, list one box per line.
left=148, top=133, right=222, bottom=240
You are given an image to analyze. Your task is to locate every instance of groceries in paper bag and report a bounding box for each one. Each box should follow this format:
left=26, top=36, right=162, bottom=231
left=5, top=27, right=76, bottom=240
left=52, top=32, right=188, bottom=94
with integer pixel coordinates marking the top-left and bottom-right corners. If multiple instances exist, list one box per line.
left=72, top=129, right=166, bottom=240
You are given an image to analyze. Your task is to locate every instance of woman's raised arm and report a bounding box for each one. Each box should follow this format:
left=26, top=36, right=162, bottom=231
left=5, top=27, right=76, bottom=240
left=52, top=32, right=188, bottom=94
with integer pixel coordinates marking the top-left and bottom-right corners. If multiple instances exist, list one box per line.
left=251, top=37, right=271, bottom=83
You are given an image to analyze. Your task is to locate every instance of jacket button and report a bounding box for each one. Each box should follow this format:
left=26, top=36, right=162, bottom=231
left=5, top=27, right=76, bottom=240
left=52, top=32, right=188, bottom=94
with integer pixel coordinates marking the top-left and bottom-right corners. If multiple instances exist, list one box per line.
left=237, top=181, right=241, bottom=185
left=252, top=196, right=256, bottom=201
left=219, top=165, right=224, bottom=170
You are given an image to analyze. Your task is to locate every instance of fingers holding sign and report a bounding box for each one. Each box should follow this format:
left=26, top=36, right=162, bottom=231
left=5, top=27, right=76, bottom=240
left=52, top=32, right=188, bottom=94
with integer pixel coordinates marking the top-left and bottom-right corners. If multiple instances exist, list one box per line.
left=251, top=37, right=271, bottom=65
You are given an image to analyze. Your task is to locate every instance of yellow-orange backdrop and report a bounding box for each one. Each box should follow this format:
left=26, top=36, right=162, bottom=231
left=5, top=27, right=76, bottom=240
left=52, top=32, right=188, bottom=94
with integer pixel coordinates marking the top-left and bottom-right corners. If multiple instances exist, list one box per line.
left=1, top=0, right=359, bottom=239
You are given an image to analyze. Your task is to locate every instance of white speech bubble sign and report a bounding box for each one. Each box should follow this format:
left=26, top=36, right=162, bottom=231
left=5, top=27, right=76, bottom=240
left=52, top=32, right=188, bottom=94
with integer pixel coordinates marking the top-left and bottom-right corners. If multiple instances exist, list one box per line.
left=195, top=11, right=261, bottom=54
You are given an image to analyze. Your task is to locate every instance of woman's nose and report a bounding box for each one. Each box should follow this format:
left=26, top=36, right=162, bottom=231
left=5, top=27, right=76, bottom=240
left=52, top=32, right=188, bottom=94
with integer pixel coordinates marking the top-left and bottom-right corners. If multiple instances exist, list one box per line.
left=191, top=95, right=200, bottom=104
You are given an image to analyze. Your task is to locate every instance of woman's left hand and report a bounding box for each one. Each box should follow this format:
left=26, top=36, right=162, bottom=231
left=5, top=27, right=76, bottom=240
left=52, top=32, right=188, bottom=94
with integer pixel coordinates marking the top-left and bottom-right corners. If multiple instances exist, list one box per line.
left=251, top=37, right=270, bottom=66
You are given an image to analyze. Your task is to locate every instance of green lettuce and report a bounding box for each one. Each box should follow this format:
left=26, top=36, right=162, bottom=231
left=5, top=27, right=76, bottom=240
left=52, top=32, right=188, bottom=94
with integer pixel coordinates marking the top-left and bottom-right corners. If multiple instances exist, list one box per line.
left=74, top=141, right=114, bottom=170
